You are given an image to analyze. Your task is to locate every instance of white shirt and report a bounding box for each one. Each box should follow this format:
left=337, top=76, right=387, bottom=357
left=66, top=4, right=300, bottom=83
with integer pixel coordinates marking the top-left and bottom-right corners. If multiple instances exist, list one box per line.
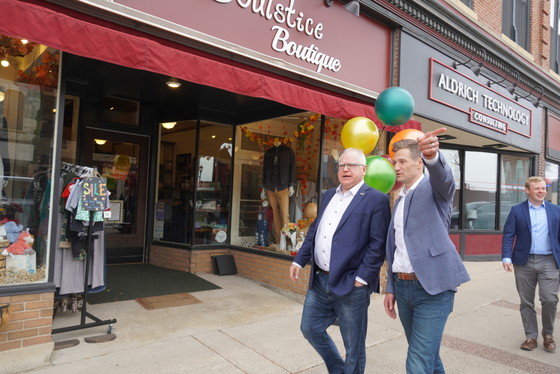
left=392, top=175, right=424, bottom=273
left=314, top=181, right=364, bottom=272
left=392, top=154, right=439, bottom=273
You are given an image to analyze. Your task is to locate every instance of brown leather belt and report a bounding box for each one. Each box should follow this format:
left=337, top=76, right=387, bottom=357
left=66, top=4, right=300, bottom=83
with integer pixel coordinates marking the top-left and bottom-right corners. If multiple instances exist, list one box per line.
left=396, top=272, right=418, bottom=281
left=316, top=268, right=329, bottom=275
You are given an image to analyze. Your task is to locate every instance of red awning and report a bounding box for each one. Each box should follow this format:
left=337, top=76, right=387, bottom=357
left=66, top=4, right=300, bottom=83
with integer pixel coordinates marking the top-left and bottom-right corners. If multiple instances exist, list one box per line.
left=0, top=0, right=420, bottom=132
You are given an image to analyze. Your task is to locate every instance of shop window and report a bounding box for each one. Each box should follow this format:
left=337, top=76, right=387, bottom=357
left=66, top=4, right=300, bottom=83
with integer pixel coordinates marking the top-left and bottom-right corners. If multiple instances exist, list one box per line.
left=153, top=121, right=232, bottom=245
left=460, top=0, right=473, bottom=8
left=193, top=123, right=232, bottom=245
left=463, top=151, right=497, bottom=229
left=321, top=117, right=346, bottom=193
left=231, top=112, right=321, bottom=254
left=551, top=0, right=560, bottom=73
left=500, top=154, right=531, bottom=229
left=545, top=161, right=559, bottom=205
left=502, top=0, right=530, bottom=50
left=440, top=149, right=461, bottom=230
left=0, top=35, right=60, bottom=286
left=154, top=120, right=197, bottom=244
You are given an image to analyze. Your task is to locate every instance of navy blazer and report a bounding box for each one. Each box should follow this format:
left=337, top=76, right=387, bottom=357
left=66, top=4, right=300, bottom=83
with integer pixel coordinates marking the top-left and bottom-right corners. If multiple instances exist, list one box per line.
left=501, top=200, right=560, bottom=268
left=386, top=152, right=470, bottom=295
left=293, top=183, right=391, bottom=296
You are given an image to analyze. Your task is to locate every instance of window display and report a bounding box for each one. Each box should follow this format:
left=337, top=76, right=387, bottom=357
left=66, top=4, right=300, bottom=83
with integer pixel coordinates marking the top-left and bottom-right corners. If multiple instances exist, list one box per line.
left=232, top=112, right=326, bottom=255
left=0, top=35, right=59, bottom=285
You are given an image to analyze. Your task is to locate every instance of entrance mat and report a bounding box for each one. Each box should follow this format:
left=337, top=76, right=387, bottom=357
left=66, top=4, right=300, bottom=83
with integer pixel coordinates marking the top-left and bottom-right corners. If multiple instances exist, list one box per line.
left=136, top=293, right=202, bottom=310
left=87, top=264, right=221, bottom=304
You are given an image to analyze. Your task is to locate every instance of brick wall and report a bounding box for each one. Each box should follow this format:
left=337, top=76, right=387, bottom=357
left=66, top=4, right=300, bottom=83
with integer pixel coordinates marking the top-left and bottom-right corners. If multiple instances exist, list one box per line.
left=149, top=244, right=229, bottom=273
left=230, top=249, right=310, bottom=295
left=150, top=245, right=192, bottom=272
left=0, top=293, right=53, bottom=352
left=474, top=0, right=502, bottom=36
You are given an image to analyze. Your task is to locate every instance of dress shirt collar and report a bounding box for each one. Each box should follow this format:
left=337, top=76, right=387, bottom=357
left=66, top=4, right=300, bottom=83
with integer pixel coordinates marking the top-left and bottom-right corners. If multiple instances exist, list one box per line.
left=336, top=180, right=365, bottom=196
left=399, top=174, right=424, bottom=198
left=528, top=200, right=546, bottom=209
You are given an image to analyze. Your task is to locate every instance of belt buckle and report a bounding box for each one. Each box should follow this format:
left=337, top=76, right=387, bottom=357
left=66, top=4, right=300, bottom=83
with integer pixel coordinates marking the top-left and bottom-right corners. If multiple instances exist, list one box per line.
left=397, top=272, right=417, bottom=281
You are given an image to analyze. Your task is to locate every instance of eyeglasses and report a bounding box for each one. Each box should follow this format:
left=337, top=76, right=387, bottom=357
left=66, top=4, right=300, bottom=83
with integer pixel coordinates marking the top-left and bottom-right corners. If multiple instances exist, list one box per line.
left=337, top=163, right=365, bottom=170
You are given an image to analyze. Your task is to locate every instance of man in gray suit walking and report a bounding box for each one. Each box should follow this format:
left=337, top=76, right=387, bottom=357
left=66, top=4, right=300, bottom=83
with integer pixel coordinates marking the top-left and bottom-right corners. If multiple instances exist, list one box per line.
left=383, top=128, right=470, bottom=374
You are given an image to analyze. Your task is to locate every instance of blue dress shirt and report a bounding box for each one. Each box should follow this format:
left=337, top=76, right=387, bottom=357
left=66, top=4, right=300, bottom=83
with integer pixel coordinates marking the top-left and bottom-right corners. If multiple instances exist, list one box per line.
left=529, top=201, right=551, bottom=255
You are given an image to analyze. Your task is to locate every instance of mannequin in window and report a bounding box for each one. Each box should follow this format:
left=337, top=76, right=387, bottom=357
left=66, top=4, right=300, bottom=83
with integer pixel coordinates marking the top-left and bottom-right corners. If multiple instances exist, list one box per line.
left=261, top=140, right=295, bottom=243
left=322, top=148, right=340, bottom=190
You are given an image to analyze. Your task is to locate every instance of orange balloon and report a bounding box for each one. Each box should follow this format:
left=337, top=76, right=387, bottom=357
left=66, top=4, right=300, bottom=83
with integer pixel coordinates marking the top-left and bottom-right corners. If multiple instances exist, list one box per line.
left=388, top=129, right=425, bottom=160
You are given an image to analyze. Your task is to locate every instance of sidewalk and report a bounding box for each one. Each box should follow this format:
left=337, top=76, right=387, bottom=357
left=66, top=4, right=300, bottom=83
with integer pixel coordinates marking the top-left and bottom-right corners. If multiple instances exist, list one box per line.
left=9, top=262, right=560, bottom=373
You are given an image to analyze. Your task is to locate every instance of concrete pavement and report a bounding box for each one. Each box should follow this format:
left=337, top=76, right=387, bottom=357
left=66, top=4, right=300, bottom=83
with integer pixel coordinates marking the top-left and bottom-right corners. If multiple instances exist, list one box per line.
left=8, top=261, right=560, bottom=373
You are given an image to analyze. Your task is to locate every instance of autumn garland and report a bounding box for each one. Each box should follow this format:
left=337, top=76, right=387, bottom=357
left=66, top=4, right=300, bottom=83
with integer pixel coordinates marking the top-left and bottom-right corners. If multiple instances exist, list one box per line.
left=240, top=113, right=320, bottom=148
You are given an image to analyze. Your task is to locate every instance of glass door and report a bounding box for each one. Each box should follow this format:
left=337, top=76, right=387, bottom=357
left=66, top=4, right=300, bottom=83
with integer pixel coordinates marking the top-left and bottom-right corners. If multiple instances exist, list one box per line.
left=83, top=128, right=149, bottom=263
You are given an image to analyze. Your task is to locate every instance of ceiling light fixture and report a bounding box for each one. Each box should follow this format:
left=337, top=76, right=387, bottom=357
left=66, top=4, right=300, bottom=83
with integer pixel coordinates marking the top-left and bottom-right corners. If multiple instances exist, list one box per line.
left=161, top=122, right=177, bottom=130
left=437, top=134, right=457, bottom=141
left=482, top=143, right=508, bottom=149
left=166, top=78, right=181, bottom=88
left=0, top=92, right=4, bottom=102
left=94, top=139, right=107, bottom=145
left=0, top=60, right=9, bottom=68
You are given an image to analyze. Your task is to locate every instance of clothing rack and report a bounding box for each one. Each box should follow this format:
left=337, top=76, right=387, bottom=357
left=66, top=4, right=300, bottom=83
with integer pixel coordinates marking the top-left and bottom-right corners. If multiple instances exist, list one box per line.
left=53, top=164, right=116, bottom=335
left=60, top=161, right=96, bottom=177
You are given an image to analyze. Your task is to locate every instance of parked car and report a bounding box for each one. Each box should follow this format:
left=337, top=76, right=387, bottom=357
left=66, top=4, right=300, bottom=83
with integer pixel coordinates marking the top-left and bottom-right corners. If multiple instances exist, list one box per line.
left=451, top=201, right=515, bottom=230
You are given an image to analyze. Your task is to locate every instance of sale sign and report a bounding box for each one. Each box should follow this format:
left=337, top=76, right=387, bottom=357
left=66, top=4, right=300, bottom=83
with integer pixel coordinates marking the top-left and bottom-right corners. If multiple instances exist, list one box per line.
left=81, top=177, right=108, bottom=211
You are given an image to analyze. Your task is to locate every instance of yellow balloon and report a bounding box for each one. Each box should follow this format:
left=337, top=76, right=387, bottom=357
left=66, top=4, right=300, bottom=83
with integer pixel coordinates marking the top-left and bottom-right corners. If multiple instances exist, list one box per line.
left=341, top=117, right=379, bottom=154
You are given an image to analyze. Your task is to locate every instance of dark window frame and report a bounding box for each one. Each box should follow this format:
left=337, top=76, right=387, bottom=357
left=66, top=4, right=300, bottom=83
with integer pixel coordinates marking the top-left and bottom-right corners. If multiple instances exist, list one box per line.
left=551, top=0, right=560, bottom=73
left=502, top=0, right=531, bottom=51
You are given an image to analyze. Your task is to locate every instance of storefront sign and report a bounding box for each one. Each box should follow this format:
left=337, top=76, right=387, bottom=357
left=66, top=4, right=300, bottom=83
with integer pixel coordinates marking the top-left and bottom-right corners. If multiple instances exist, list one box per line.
left=76, top=0, right=391, bottom=95
left=213, top=0, right=340, bottom=73
left=430, top=58, right=532, bottom=138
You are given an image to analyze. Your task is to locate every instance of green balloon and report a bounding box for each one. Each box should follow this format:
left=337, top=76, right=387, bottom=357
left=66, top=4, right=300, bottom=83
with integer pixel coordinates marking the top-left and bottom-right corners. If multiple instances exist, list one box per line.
left=375, top=87, right=415, bottom=127
left=364, top=155, right=396, bottom=194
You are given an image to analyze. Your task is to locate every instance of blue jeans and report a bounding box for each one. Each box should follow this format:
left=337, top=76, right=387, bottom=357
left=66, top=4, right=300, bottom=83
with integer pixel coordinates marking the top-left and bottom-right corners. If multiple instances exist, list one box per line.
left=300, top=271, right=370, bottom=374
left=394, top=275, right=455, bottom=374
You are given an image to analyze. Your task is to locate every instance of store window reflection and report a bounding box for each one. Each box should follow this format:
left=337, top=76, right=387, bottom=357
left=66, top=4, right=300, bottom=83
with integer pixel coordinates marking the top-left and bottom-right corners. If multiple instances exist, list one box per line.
left=463, top=151, right=497, bottom=229
left=153, top=121, right=232, bottom=245
left=193, top=123, right=232, bottom=245
left=440, top=149, right=461, bottom=229
left=321, top=117, right=346, bottom=192
left=154, top=120, right=197, bottom=244
left=0, top=35, right=59, bottom=286
left=500, top=154, right=530, bottom=228
left=545, top=161, right=559, bottom=205
left=231, top=112, right=320, bottom=253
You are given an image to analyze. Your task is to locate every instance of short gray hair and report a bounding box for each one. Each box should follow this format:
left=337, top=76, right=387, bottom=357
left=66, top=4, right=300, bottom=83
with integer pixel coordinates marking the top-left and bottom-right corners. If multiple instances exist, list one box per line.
left=339, top=148, right=367, bottom=165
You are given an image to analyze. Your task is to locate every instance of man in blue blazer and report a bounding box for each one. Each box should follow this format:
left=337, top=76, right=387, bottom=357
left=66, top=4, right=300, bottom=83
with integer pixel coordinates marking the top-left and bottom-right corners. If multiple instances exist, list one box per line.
left=290, top=147, right=390, bottom=374
left=502, top=176, right=560, bottom=353
left=383, top=129, right=470, bottom=374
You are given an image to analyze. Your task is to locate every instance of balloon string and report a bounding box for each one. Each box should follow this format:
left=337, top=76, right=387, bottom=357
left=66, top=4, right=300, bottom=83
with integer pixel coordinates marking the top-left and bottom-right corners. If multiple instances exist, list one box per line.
left=374, top=125, right=386, bottom=155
